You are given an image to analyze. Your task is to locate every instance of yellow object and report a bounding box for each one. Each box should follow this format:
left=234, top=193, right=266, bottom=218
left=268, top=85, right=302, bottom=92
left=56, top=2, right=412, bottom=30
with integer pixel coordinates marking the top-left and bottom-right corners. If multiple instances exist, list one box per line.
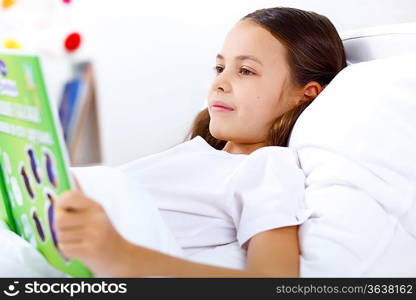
left=55, top=207, right=64, bottom=218
left=2, top=0, right=15, bottom=9
left=3, top=39, right=22, bottom=49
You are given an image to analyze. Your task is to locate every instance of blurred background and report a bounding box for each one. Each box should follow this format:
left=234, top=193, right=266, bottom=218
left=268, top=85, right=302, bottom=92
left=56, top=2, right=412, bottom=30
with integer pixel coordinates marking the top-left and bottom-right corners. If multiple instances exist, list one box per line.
left=0, top=0, right=415, bottom=166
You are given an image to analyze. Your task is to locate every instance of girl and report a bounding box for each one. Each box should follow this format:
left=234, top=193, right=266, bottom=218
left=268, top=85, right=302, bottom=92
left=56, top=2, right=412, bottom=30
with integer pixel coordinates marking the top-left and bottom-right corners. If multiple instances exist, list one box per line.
left=55, top=7, right=346, bottom=277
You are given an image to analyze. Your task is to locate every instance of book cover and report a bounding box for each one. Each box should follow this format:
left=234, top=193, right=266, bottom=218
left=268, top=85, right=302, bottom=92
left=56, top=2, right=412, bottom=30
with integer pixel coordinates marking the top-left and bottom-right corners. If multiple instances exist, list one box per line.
left=58, top=78, right=83, bottom=143
left=69, top=62, right=101, bottom=165
left=0, top=52, right=92, bottom=277
left=58, top=62, right=101, bottom=166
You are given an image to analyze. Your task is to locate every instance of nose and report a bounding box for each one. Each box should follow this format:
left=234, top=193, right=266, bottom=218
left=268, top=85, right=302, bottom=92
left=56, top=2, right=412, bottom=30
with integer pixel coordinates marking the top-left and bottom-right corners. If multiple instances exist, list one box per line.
left=211, top=70, right=232, bottom=94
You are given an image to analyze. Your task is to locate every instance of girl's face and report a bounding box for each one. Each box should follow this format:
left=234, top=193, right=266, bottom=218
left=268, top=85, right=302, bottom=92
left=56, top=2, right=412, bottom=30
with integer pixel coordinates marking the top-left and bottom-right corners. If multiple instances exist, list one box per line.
left=208, top=19, right=302, bottom=144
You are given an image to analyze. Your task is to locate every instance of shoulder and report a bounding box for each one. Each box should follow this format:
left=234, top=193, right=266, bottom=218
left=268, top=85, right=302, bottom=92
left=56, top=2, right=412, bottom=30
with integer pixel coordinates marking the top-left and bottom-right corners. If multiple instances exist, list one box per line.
left=249, top=146, right=300, bottom=165
left=119, top=137, right=205, bottom=171
left=227, top=146, right=304, bottom=195
left=232, top=146, right=302, bottom=178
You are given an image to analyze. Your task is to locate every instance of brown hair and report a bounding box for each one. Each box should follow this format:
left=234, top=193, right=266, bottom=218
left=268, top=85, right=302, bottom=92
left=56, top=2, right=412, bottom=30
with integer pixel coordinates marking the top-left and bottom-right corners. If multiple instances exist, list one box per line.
left=186, top=7, right=347, bottom=149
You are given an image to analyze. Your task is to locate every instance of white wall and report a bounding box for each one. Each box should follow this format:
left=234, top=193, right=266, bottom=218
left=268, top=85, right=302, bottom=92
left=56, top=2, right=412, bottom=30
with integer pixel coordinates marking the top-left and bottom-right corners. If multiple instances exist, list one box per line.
left=4, top=0, right=414, bottom=166
left=71, top=0, right=266, bottom=166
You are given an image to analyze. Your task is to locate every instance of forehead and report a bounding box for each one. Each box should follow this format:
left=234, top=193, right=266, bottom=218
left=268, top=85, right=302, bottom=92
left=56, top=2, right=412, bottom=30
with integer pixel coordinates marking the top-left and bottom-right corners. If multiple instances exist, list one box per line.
left=220, top=19, right=287, bottom=64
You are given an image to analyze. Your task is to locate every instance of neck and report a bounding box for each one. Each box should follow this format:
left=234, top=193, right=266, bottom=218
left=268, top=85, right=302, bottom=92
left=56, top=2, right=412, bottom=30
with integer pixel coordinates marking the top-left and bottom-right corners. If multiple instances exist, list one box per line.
left=222, top=140, right=267, bottom=155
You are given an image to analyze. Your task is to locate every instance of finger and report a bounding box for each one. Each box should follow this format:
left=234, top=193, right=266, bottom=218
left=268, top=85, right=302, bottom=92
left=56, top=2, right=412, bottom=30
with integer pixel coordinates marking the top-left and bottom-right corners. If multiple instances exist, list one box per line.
left=56, top=228, right=85, bottom=245
left=56, top=190, right=94, bottom=212
left=55, top=210, right=89, bottom=230
left=58, top=236, right=84, bottom=245
left=59, top=242, right=86, bottom=260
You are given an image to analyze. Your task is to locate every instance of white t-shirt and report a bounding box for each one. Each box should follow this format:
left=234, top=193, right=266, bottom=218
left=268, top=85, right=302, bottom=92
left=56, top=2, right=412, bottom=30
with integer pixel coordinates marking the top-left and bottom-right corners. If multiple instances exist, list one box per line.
left=119, top=136, right=311, bottom=269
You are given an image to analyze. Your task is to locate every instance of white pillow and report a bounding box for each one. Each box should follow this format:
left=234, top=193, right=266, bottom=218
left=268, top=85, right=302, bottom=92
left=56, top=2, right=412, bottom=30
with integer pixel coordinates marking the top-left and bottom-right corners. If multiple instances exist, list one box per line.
left=289, top=52, right=416, bottom=277
left=341, top=22, right=416, bottom=64
left=0, top=221, right=66, bottom=277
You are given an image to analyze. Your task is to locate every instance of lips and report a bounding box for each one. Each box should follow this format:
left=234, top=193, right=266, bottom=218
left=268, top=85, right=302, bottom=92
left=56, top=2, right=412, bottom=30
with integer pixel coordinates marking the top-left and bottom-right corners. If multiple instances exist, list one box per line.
left=211, top=100, right=235, bottom=111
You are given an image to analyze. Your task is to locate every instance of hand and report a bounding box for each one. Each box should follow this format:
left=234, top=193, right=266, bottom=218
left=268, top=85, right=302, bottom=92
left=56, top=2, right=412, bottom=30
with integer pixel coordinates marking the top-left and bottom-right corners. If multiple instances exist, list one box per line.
left=55, top=189, right=126, bottom=277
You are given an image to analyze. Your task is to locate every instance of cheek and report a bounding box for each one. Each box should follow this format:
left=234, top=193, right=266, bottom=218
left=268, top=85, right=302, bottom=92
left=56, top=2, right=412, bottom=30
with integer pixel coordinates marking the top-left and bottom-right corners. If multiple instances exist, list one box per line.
left=241, top=95, right=280, bottom=122
left=238, top=94, right=261, bottom=112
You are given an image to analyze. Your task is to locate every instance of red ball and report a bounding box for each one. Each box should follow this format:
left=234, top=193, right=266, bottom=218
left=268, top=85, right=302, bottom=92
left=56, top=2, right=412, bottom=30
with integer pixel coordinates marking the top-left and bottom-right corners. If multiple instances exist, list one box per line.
left=64, top=32, right=82, bottom=52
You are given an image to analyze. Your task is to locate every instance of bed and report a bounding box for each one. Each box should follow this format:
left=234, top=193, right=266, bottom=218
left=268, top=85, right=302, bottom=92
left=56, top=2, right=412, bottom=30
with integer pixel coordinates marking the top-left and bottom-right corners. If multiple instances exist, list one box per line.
left=1, top=21, right=415, bottom=277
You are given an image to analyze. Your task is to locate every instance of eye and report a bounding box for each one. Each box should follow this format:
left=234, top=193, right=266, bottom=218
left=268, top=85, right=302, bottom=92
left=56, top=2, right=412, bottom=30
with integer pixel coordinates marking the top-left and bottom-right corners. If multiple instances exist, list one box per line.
left=214, top=65, right=224, bottom=74
left=240, top=67, right=254, bottom=76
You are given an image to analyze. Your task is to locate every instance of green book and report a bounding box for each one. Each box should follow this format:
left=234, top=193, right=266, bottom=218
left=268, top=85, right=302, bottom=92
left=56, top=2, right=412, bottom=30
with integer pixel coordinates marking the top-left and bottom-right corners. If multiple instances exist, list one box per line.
left=0, top=51, right=92, bottom=277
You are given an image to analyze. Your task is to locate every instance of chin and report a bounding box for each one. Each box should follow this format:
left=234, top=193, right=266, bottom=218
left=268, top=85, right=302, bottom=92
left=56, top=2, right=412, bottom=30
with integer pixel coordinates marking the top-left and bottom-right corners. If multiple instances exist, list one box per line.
left=209, top=123, right=230, bottom=141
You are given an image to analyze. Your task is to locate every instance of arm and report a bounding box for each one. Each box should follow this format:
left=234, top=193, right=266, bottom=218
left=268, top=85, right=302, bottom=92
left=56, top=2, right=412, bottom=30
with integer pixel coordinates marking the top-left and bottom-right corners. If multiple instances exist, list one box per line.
left=55, top=191, right=300, bottom=277
left=106, top=226, right=299, bottom=277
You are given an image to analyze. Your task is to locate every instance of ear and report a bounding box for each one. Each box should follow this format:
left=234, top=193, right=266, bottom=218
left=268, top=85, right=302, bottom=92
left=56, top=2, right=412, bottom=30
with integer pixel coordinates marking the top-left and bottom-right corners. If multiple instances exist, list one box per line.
left=297, top=81, right=324, bottom=105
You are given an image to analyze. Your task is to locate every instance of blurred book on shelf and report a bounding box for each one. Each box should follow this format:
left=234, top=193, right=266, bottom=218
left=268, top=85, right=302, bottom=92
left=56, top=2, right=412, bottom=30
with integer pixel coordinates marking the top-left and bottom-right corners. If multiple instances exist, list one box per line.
left=58, top=62, right=102, bottom=166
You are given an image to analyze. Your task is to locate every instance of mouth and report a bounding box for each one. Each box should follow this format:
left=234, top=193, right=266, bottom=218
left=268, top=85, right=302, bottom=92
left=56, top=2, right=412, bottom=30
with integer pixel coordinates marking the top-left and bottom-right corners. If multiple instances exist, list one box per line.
left=211, top=105, right=234, bottom=112
left=210, top=101, right=235, bottom=112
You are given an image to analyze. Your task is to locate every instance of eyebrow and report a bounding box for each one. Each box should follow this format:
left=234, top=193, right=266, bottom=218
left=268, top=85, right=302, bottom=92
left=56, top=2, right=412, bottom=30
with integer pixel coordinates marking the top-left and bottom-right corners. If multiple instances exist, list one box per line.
left=216, top=54, right=263, bottom=66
